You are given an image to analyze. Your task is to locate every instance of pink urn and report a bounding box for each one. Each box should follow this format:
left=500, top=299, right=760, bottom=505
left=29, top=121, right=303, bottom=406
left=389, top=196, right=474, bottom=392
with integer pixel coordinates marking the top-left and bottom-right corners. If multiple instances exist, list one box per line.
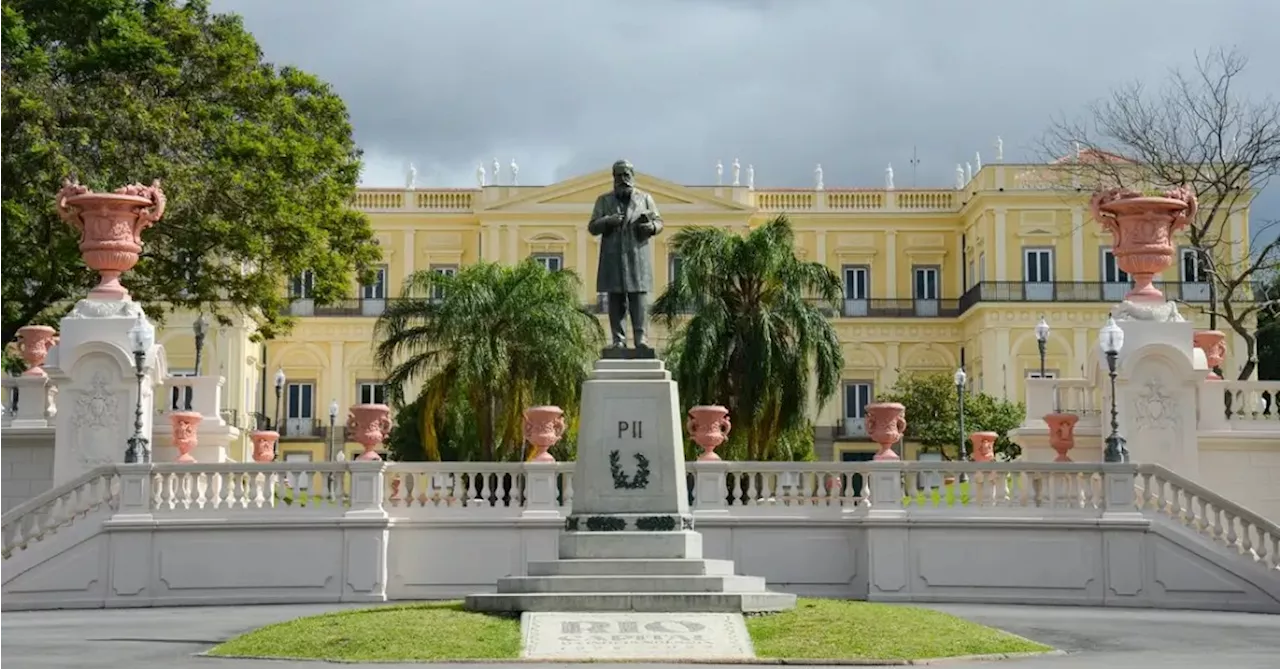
left=14, top=326, right=58, bottom=377
left=169, top=411, right=203, bottom=463
left=1193, top=330, right=1227, bottom=380
left=864, top=402, right=907, bottom=461
left=686, top=405, right=732, bottom=461
left=347, top=404, right=392, bottom=461
left=1089, top=186, right=1196, bottom=303
left=250, top=430, right=279, bottom=462
left=969, top=431, right=998, bottom=463
left=1043, top=413, right=1080, bottom=463
left=55, top=179, right=166, bottom=301
left=523, top=405, right=566, bottom=463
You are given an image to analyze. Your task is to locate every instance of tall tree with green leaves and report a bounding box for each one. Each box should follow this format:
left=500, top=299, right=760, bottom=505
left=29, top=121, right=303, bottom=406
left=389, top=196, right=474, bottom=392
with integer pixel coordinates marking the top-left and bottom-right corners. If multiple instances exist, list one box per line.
left=880, top=373, right=1026, bottom=461
left=1, top=0, right=380, bottom=344
left=652, top=215, right=844, bottom=461
left=374, top=260, right=604, bottom=462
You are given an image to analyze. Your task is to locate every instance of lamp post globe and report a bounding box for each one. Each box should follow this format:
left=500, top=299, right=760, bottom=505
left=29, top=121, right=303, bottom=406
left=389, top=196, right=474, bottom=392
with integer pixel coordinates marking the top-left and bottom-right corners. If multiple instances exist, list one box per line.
left=1035, top=316, right=1050, bottom=377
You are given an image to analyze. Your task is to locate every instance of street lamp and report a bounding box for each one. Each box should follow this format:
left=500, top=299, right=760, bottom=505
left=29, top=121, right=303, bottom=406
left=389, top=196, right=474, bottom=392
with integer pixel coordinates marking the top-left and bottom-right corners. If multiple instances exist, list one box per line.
left=125, top=313, right=156, bottom=464
left=1098, top=316, right=1128, bottom=463
left=192, top=313, right=208, bottom=377
left=328, top=399, right=339, bottom=460
left=954, top=367, right=968, bottom=481
left=273, top=368, right=286, bottom=434
left=1034, top=316, right=1050, bottom=378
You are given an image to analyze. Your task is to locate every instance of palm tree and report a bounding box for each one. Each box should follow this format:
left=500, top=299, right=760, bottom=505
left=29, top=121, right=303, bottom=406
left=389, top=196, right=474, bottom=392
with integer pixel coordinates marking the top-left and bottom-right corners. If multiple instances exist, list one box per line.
left=652, top=215, right=844, bottom=461
left=374, top=260, right=604, bottom=461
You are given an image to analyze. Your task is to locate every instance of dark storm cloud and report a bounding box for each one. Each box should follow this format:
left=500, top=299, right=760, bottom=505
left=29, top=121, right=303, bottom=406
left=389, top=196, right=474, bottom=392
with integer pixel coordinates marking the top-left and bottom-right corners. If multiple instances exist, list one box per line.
left=210, top=0, right=1279, bottom=220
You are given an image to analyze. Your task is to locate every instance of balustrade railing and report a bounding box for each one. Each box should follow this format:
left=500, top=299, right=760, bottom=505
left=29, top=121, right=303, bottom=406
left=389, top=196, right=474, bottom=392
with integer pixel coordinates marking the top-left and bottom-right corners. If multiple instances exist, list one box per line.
left=1221, top=380, right=1280, bottom=425
left=2, top=468, right=119, bottom=559
left=150, top=462, right=353, bottom=514
left=383, top=462, right=575, bottom=514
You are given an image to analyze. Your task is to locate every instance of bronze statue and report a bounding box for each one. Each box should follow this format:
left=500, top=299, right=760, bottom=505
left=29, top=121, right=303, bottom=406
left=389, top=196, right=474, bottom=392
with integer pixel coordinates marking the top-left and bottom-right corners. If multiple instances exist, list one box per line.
left=589, top=160, right=663, bottom=354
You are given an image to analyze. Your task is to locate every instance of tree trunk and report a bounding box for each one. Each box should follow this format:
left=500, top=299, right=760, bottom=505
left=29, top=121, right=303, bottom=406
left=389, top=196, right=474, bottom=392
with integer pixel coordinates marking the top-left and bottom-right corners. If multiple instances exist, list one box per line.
left=1237, top=332, right=1258, bottom=381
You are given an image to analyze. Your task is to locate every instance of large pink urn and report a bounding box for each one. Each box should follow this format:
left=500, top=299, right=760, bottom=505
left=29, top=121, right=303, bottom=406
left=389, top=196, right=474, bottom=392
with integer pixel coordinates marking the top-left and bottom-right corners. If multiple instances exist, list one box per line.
left=1089, top=186, right=1196, bottom=303
left=1193, top=330, right=1227, bottom=380
left=864, top=402, right=907, bottom=461
left=250, top=430, right=279, bottom=462
left=969, top=431, right=998, bottom=463
left=686, top=405, right=732, bottom=461
left=1044, top=413, right=1080, bottom=463
left=15, top=326, right=58, bottom=376
left=55, top=179, right=166, bottom=301
left=347, top=404, right=392, bottom=461
left=169, top=411, right=203, bottom=463
left=523, top=405, right=566, bottom=463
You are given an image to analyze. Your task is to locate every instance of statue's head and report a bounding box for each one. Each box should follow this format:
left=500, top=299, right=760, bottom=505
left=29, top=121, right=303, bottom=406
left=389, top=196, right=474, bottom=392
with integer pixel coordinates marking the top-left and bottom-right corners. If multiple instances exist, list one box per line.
left=612, top=160, right=634, bottom=197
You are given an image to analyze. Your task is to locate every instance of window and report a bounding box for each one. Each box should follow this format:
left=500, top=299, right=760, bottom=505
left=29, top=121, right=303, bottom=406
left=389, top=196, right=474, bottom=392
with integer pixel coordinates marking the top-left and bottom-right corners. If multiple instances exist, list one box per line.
left=842, top=381, right=873, bottom=438
left=842, top=265, right=869, bottom=316
left=289, top=270, right=314, bottom=299
left=1026, top=370, right=1058, bottom=379
left=361, top=266, right=387, bottom=300
left=1101, top=248, right=1130, bottom=283
left=357, top=381, right=386, bottom=405
left=169, top=370, right=195, bottom=411
left=430, top=265, right=457, bottom=301
left=1181, top=248, right=1209, bottom=282
left=1023, top=248, right=1053, bottom=283
left=668, top=254, right=684, bottom=286
left=913, top=267, right=939, bottom=299
left=532, top=254, right=563, bottom=272
left=285, top=382, right=315, bottom=436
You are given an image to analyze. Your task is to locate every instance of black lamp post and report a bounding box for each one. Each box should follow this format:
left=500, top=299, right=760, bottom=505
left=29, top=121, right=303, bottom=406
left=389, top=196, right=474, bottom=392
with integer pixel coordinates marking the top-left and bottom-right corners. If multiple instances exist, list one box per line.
left=192, top=313, right=208, bottom=377
left=1035, top=316, right=1050, bottom=378
left=954, top=367, right=968, bottom=482
left=328, top=398, right=339, bottom=461
left=125, top=313, right=155, bottom=464
left=273, top=368, right=286, bottom=433
left=1099, top=316, right=1129, bottom=463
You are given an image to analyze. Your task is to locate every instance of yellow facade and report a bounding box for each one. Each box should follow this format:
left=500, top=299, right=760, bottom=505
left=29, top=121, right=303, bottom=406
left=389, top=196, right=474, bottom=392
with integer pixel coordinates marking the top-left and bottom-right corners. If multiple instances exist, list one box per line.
left=165, top=163, right=1250, bottom=462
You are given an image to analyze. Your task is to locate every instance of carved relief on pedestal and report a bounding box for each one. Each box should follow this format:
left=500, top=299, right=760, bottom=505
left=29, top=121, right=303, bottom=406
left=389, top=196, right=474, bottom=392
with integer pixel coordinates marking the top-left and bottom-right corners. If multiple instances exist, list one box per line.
left=1131, top=377, right=1181, bottom=431
left=68, top=364, right=126, bottom=470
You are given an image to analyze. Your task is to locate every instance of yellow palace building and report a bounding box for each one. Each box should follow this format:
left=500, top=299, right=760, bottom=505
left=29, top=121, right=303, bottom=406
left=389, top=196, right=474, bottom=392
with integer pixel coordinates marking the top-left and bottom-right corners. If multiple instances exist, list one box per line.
left=154, top=160, right=1249, bottom=463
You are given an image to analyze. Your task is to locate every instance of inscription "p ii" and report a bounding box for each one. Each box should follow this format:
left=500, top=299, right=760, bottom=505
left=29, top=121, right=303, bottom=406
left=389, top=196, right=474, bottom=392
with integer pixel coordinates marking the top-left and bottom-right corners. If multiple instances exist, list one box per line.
left=617, top=420, right=643, bottom=439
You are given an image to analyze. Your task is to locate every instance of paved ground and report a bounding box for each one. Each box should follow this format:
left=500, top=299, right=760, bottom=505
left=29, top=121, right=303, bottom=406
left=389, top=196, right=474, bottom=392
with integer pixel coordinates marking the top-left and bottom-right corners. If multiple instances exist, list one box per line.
left=1, top=602, right=1277, bottom=668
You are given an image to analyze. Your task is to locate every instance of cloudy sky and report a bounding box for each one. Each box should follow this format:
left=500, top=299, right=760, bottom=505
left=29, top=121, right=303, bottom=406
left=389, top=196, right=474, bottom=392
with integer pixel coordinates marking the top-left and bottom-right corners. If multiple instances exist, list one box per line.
left=212, top=0, right=1278, bottom=221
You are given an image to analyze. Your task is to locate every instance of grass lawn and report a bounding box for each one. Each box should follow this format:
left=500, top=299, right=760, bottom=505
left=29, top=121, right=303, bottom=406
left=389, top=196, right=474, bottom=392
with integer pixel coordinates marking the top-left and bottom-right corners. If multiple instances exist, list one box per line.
left=905, top=480, right=973, bottom=506
left=207, top=598, right=1051, bottom=662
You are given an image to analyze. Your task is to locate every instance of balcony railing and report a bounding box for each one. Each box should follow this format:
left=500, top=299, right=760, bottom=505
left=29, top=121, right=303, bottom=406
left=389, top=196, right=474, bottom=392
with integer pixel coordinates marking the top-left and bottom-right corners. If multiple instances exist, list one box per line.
left=958, top=281, right=1213, bottom=312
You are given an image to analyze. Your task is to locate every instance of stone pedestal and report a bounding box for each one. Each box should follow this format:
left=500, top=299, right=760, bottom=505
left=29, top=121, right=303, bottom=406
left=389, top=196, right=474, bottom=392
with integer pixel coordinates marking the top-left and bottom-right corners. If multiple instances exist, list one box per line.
left=45, top=300, right=167, bottom=485
left=153, top=375, right=238, bottom=463
left=1110, top=320, right=1203, bottom=477
left=465, top=358, right=795, bottom=613
left=4, top=376, right=56, bottom=429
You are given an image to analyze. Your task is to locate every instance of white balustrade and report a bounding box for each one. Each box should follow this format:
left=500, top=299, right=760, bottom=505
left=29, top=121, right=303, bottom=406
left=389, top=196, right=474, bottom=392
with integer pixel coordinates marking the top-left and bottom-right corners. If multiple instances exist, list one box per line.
left=384, top=462, right=574, bottom=516
left=1, top=467, right=118, bottom=559
left=1220, top=380, right=1280, bottom=428
left=687, top=462, right=871, bottom=510
left=150, top=462, right=355, bottom=514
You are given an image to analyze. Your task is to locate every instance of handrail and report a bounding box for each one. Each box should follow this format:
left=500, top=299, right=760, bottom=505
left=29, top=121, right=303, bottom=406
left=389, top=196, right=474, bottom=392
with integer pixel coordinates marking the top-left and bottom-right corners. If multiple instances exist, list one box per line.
left=0, top=465, right=119, bottom=527
left=1137, top=463, right=1280, bottom=538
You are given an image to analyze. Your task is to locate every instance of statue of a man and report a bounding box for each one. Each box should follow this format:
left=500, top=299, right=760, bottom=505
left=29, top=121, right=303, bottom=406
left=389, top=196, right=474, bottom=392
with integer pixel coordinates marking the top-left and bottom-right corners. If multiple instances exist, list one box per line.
left=589, top=160, right=663, bottom=352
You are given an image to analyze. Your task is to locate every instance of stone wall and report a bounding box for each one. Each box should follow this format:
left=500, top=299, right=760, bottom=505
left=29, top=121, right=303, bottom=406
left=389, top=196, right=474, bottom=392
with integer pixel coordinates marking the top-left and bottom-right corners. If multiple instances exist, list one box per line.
left=2, top=433, right=53, bottom=513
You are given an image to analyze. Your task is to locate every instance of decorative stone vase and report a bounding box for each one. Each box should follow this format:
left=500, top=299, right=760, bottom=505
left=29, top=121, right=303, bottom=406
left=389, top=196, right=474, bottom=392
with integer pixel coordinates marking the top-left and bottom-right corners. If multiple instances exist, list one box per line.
left=15, top=325, right=58, bottom=377
left=686, top=405, right=732, bottom=461
left=250, top=430, right=278, bottom=462
left=54, top=179, right=166, bottom=301
left=347, top=403, right=392, bottom=461
left=1193, top=330, right=1227, bottom=380
left=1043, top=413, right=1080, bottom=463
left=969, top=431, right=998, bottom=463
left=864, top=402, right=906, bottom=461
left=169, top=410, right=203, bottom=463
left=1089, top=186, right=1197, bottom=303
left=523, top=405, right=566, bottom=463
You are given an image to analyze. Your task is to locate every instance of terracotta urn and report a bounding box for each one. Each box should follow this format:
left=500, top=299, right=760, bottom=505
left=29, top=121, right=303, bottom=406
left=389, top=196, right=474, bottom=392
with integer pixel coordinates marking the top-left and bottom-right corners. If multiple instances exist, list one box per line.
left=864, top=402, right=906, bottom=461
left=1089, top=186, right=1196, bottom=303
left=347, top=403, right=392, bottom=461
left=54, top=179, right=166, bottom=301
left=1043, top=413, right=1080, bottom=463
left=686, top=405, right=732, bottom=461
left=15, top=326, right=58, bottom=377
left=523, top=405, right=566, bottom=463
left=169, top=410, right=203, bottom=463
left=969, top=431, right=998, bottom=463
left=1193, top=330, right=1227, bottom=380
left=250, top=430, right=279, bottom=462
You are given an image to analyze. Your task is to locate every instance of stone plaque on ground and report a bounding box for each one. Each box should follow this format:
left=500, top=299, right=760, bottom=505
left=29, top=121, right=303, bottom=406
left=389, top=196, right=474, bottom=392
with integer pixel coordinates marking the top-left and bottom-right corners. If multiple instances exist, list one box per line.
left=521, top=612, right=755, bottom=660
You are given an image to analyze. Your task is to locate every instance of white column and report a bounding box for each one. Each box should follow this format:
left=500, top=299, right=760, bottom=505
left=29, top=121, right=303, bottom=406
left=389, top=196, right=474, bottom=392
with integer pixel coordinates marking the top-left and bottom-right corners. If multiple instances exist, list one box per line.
left=815, top=231, right=827, bottom=267
left=1071, top=208, right=1084, bottom=281
left=885, top=231, right=898, bottom=299
left=403, top=230, right=416, bottom=278
left=994, top=208, right=1007, bottom=281
left=576, top=226, right=588, bottom=273
left=506, top=223, right=520, bottom=263
left=329, top=341, right=345, bottom=412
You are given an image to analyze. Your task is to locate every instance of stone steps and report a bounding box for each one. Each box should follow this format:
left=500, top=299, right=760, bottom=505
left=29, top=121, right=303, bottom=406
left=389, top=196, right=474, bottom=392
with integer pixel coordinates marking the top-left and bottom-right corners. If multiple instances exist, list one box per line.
left=559, top=531, right=702, bottom=560
left=464, top=591, right=797, bottom=613
left=497, top=574, right=767, bottom=594
left=527, top=558, right=736, bottom=577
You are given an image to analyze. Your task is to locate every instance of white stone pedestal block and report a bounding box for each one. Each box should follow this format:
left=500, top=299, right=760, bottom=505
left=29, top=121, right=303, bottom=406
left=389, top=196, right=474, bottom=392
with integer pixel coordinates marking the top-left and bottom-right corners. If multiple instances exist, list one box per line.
left=44, top=299, right=167, bottom=485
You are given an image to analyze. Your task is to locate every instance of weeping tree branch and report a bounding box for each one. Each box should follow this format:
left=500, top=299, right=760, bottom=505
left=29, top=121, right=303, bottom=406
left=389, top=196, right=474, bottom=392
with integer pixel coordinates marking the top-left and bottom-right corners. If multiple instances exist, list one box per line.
left=1037, top=47, right=1280, bottom=379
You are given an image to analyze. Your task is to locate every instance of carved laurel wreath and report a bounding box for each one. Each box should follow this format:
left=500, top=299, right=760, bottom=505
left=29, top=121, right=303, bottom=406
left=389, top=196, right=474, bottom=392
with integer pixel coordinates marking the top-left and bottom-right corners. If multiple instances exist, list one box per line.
left=608, top=450, right=650, bottom=490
